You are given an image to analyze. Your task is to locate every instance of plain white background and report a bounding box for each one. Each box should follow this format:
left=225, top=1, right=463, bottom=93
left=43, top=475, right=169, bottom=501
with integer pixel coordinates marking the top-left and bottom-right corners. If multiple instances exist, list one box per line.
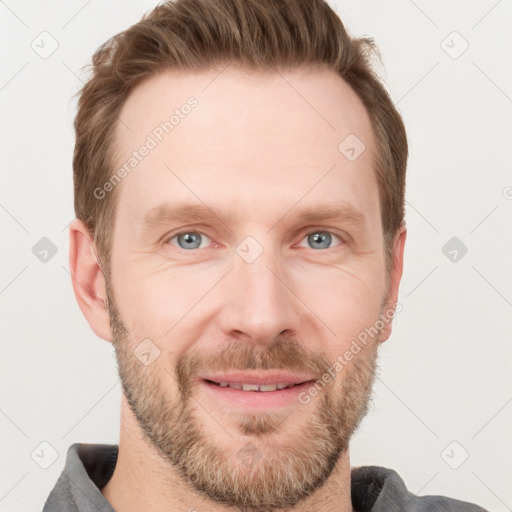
left=1, top=1, right=511, bottom=510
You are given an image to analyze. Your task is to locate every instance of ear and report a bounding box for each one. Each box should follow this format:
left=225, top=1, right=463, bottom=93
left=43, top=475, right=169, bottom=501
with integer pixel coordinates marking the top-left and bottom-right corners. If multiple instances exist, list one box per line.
left=69, top=219, right=113, bottom=342
left=379, top=221, right=407, bottom=343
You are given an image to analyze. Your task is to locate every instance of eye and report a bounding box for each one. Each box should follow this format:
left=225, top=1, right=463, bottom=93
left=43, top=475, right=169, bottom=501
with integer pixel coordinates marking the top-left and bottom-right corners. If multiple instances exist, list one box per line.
left=165, top=229, right=343, bottom=252
left=298, top=230, right=343, bottom=250
left=167, top=231, right=212, bottom=250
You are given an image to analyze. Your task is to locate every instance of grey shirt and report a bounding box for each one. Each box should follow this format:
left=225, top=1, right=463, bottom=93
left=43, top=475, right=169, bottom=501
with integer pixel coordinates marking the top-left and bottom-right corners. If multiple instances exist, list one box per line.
left=43, top=443, right=489, bottom=511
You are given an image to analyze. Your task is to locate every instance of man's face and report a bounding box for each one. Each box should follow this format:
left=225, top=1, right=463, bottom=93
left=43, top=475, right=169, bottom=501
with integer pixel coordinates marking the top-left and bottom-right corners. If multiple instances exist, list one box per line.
left=106, top=66, right=394, bottom=509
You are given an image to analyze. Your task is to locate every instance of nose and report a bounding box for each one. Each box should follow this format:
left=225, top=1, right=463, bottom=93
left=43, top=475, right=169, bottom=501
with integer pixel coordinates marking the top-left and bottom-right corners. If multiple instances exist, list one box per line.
left=217, top=243, right=301, bottom=346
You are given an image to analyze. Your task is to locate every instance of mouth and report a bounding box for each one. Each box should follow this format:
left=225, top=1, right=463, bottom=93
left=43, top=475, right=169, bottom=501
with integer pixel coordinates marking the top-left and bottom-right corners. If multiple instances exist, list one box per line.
left=205, top=380, right=303, bottom=391
left=198, top=371, right=316, bottom=409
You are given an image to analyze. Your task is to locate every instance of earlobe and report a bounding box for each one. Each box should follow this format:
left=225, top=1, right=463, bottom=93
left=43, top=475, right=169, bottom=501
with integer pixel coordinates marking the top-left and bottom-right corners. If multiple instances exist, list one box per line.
left=379, top=221, right=407, bottom=343
left=69, top=219, right=113, bottom=342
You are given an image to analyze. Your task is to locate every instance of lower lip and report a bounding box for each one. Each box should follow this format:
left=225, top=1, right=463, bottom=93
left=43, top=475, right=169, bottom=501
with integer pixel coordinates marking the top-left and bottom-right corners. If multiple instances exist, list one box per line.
left=199, top=380, right=314, bottom=409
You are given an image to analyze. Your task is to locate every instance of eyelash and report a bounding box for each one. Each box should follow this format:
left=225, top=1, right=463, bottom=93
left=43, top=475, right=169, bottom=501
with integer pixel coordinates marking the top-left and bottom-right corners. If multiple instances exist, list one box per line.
left=165, top=228, right=345, bottom=251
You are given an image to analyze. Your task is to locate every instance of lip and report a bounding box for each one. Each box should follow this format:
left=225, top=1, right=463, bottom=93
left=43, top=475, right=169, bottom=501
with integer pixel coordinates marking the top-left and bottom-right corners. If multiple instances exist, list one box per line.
left=198, top=371, right=316, bottom=409
left=200, top=370, right=315, bottom=386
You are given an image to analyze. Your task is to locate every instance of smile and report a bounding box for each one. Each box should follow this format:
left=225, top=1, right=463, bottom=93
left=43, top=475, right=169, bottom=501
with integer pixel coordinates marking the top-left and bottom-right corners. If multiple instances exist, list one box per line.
left=205, top=381, right=301, bottom=392
left=198, top=371, right=316, bottom=409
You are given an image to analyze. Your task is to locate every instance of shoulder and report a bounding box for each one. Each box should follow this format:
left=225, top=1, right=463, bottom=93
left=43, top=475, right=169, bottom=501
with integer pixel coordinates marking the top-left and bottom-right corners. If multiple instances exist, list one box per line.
left=351, top=465, right=489, bottom=512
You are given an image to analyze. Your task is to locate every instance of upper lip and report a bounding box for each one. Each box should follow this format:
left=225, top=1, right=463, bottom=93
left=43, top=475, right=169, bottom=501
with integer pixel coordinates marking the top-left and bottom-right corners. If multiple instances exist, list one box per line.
left=200, top=371, right=315, bottom=386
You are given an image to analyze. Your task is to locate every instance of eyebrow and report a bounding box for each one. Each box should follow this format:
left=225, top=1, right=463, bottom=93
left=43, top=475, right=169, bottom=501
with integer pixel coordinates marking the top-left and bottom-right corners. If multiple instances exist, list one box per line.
left=142, top=204, right=230, bottom=229
left=287, top=203, right=366, bottom=227
left=141, top=202, right=367, bottom=231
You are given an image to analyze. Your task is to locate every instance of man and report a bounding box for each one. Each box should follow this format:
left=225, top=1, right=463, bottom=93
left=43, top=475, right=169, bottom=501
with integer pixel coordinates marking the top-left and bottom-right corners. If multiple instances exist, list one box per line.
left=43, top=0, right=488, bottom=510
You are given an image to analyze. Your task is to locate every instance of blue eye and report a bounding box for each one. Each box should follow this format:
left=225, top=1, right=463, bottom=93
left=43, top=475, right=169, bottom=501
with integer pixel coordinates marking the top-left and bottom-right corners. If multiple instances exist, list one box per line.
left=299, top=231, right=343, bottom=250
left=168, top=231, right=212, bottom=250
left=166, top=230, right=342, bottom=251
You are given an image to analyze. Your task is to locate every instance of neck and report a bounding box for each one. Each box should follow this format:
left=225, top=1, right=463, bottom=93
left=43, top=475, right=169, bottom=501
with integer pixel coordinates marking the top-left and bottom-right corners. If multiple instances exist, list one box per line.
left=101, top=395, right=354, bottom=512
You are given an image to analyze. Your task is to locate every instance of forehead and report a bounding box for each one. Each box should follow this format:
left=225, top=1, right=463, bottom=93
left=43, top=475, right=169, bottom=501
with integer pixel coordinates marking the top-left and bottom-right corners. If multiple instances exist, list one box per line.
left=111, top=66, right=379, bottom=230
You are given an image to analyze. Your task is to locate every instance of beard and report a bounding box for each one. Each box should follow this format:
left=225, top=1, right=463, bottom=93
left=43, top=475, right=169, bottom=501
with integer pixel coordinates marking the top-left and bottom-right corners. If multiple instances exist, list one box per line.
left=106, top=279, right=379, bottom=511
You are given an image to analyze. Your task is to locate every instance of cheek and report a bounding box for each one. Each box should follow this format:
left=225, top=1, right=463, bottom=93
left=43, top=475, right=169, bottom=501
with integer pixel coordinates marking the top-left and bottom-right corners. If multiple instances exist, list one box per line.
left=112, top=260, right=226, bottom=341
left=112, top=250, right=386, bottom=354
left=290, top=260, right=386, bottom=345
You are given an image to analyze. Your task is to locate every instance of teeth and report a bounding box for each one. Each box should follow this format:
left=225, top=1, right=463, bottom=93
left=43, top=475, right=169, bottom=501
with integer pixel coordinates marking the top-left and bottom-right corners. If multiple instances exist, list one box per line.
left=259, top=384, right=277, bottom=392
left=241, top=383, right=260, bottom=391
left=215, top=382, right=295, bottom=391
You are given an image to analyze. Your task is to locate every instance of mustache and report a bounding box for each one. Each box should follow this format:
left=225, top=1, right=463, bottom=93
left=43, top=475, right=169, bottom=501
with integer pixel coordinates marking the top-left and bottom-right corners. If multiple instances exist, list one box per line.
left=175, top=338, right=332, bottom=394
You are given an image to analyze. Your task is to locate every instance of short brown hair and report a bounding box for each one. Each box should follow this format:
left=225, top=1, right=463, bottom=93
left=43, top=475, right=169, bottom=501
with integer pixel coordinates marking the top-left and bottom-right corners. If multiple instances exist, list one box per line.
left=73, top=0, right=407, bottom=276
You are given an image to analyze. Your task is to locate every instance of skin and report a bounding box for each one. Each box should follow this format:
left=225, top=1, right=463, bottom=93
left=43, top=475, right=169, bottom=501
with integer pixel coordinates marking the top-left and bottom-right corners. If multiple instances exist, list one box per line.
left=69, top=66, right=406, bottom=512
